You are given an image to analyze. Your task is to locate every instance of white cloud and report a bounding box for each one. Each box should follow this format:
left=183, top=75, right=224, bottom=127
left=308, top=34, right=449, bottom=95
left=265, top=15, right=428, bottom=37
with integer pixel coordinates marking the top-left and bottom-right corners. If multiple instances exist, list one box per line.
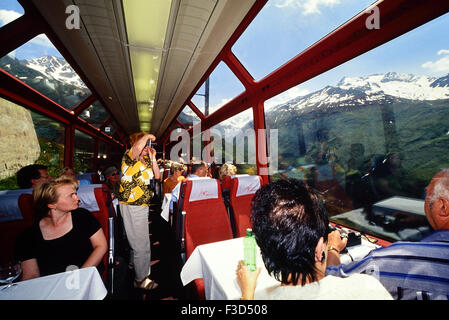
left=437, top=49, right=449, bottom=55
left=265, top=86, right=310, bottom=110
left=273, top=0, right=342, bottom=15
left=422, top=49, right=449, bottom=73
left=0, top=9, right=22, bottom=27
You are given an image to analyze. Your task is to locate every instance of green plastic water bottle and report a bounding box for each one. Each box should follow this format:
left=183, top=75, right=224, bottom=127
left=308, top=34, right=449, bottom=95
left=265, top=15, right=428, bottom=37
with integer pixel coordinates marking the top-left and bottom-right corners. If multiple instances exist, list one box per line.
left=244, top=228, right=257, bottom=271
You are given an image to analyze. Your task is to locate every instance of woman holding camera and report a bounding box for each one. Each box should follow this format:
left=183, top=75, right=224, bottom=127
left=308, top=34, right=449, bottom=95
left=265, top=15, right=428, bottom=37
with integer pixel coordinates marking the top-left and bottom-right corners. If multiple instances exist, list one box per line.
left=117, top=132, right=160, bottom=290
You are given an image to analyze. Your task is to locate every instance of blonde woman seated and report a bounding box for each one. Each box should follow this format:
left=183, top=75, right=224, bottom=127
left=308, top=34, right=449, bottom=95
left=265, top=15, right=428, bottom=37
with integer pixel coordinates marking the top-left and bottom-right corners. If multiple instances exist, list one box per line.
left=15, top=177, right=107, bottom=280
left=236, top=179, right=392, bottom=300
left=163, top=162, right=186, bottom=194
left=219, top=163, right=237, bottom=181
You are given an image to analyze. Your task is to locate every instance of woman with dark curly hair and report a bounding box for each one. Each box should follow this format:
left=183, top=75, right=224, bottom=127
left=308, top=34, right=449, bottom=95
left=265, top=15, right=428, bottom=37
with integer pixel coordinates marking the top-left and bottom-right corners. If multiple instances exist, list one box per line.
left=236, top=178, right=392, bottom=300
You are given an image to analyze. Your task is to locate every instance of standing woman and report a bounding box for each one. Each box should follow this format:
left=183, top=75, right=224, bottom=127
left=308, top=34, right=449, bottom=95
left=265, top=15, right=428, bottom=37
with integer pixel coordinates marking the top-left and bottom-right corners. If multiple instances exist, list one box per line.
left=15, top=177, right=107, bottom=280
left=117, top=132, right=160, bottom=290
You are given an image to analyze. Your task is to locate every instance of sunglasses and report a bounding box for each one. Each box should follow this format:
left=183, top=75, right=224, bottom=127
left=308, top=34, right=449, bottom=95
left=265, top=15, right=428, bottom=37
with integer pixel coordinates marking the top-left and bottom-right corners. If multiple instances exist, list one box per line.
left=110, top=172, right=120, bottom=176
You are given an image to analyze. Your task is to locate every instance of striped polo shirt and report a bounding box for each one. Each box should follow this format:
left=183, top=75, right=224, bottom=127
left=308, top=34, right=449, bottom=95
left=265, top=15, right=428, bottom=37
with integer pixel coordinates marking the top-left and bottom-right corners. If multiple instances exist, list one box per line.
left=326, top=230, right=449, bottom=300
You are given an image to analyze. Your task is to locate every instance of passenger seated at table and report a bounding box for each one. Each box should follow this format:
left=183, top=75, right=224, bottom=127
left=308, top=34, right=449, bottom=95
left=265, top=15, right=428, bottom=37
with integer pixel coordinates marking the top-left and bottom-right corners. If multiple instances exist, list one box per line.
left=236, top=178, right=392, bottom=300
left=17, top=164, right=51, bottom=189
left=163, top=162, right=186, bottom=194
left=14, top=177, right=107, bottom=281
left=169, top=161, right=209, bottom=212
left=219, top=163, right=237, bottom=181
left=326, top=169, right=449, bottom=300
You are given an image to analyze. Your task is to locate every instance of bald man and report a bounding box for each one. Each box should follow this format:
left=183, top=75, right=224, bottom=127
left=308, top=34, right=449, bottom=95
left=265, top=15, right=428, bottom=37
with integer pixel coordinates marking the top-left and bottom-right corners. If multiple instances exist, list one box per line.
left=326, top=169, right=449, bottom=300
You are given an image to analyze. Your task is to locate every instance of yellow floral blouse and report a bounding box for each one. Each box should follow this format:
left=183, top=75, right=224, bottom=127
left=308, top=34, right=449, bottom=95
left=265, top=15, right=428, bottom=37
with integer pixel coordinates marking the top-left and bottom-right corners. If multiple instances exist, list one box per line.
left=118, top=149, right=154, bottom=206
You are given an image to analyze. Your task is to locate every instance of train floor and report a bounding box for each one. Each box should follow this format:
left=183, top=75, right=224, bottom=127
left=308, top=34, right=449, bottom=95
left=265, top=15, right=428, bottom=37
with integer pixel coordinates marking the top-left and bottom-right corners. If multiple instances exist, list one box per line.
left=106, top=197, right=197, bottom=300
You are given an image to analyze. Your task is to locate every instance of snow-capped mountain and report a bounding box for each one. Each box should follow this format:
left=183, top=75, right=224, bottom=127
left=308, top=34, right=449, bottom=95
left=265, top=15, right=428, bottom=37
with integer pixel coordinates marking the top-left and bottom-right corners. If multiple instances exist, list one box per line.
left=270, top=72, right=449, bottom=114
left=25, top=55, right=87, bottom=89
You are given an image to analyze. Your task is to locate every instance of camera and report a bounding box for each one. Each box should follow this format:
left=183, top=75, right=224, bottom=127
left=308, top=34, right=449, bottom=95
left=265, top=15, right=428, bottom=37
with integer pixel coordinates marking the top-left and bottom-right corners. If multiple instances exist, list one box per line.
left=147, top=140, right=152, bottom=149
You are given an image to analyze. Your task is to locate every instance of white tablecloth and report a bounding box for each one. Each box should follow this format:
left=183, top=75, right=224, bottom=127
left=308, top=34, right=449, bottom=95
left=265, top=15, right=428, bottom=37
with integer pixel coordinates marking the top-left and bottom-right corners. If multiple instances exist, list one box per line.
left=180, top=236, right=380, bottom=300
left=161, top=193, right=172, bottom=222
left=0, top=267, right=107, bottom=300
left=180, top=237, right=279, bottom=300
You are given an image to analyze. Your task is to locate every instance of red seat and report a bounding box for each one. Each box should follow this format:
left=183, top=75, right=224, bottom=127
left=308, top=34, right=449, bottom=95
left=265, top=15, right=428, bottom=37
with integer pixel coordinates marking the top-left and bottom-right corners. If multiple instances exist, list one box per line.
left=92, top=186, right=115, bottom=283
left=229, top=175, right=263, bottom=238
left=221, top=176, right=232, bottom=191
left=0, top=193, right=34, bottom=264
left=178, top=178, right=233, bottom=299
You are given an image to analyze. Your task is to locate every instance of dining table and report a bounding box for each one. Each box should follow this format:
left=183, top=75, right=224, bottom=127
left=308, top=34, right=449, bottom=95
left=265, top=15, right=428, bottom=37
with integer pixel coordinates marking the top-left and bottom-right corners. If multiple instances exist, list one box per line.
left=180, top=236, right=380, bottom=300
left=0, top=266, right=107, bottom=300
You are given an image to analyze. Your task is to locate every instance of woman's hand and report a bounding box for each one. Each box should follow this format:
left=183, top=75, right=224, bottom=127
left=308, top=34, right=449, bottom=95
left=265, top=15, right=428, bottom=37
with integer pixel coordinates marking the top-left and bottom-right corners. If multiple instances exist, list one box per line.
left=236, top=260, right=261, bottom=300
left=328, top=230, right=347, bottom=253
left=148, top=147, right=157, bottom=159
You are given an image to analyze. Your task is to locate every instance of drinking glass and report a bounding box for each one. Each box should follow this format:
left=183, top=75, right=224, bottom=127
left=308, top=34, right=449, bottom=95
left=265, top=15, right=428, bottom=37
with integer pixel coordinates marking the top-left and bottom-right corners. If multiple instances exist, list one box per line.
left=0, top=261, right=22, bottom=290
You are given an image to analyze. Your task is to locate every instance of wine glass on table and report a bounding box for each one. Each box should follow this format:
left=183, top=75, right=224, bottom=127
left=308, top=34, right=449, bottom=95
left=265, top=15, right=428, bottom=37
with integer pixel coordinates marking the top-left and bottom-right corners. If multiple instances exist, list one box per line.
left=0, top=261, right=22, bottom=290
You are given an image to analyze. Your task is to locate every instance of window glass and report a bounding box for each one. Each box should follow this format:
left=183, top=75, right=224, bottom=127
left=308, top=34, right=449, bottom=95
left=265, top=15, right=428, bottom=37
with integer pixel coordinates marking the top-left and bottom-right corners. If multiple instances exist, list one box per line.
left=265, top=13, right=449, bottom=242
left=74, top=129, right=95, bottom=173
left=103, top=119, right=118, bottom=137
left=0, top=34, right=92, bottom=110
left=0, top=98, right=64, bottom=190
left=177, top=105, right=201, bottom=128
left=79, top=100, right=110, bottom=128
left=209, top=108, right=257, bottom=176
left=191, top=82, right=206, bottom=115
left=191, top=62, right=245, bottom=116
left=0, top=0, right=24, bottom=28
left=232, top=0, right=374, bottom=80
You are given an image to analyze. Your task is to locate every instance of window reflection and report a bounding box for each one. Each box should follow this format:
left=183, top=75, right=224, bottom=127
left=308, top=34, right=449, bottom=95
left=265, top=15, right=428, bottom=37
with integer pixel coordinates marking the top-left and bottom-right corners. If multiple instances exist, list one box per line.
left=79, top=100, right=109, bottom=127
left=264, top=13, right=449, bottom=242
left=74, top=129, right=95, bottom=173
left=209, top=109, right=257, bottom=175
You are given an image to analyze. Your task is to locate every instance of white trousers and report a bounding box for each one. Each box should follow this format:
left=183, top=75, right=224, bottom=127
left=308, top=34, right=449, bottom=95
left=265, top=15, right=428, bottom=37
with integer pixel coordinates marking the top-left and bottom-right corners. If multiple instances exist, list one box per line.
left=119, top=203, right=151, bottom=281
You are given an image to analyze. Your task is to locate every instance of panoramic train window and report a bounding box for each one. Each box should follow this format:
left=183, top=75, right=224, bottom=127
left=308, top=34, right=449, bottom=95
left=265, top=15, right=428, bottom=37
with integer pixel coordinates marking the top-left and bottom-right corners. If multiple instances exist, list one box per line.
left=79, top=100, right=110, bottom=128
left=191, top=82, right=207, bottom=115
left=191, top=62, right=245, bottom=116
left=265, top=12, right=449, bottom=242
left=74, top=129, right=95, bottom=174
left=0, top=97, right=64, bottom=190
left=0, top=0, right=24, bottom=28
left=177, top=105, right=201, bottom=128
left=0, top=33, right=92, bottom=110
left=232, top=0, right=374, bottom=80
left=209, top=109, right=257, bottom=175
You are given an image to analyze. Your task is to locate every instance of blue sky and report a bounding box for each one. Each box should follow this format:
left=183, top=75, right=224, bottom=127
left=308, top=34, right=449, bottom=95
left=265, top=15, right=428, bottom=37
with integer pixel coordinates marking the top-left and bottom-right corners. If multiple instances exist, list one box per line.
left=0, top=0, right=61, bottom=59
left=2, top=0, right=449, bottom=112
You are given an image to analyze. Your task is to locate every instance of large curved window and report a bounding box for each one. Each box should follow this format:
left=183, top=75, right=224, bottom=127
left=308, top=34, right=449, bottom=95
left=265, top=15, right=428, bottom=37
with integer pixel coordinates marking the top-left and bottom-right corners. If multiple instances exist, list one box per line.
left=232, top=0, right=374, bottom=80
left=74, top=129, right=95, bottom=173
left=0, top=98, right=64, bottom=190
left=0, top=34, right=91, bottom=109
left=264, top=12, right=449, bottom=242
left=79, top=100, right=110, bottom=128
left=209, top=109, right=257, bottom=175
left=191, top=62, right=245, bottom=116
left=0, top=0, right=24, bottom=29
